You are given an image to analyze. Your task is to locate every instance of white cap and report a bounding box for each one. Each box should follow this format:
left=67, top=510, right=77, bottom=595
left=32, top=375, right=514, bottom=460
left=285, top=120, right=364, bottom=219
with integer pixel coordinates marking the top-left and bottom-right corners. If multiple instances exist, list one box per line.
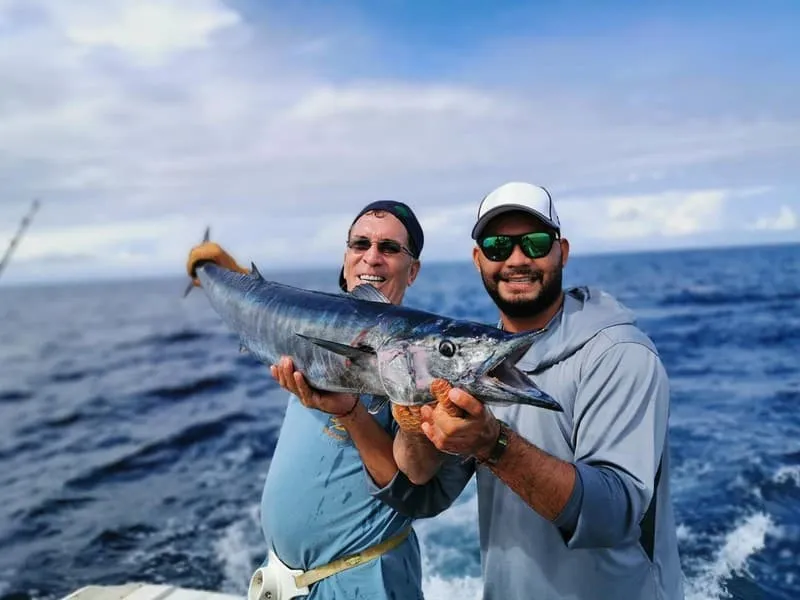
left=471, top=182, right=560, bottom=240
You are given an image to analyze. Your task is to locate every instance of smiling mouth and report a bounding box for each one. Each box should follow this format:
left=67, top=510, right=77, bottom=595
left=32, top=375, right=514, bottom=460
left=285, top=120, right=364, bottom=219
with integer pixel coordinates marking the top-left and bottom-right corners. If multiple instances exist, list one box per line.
left=497, top=269, right=542, bottom=284
left=358, top=274, right=386, bottom=284
left=501, top=277, right=540, bottom=287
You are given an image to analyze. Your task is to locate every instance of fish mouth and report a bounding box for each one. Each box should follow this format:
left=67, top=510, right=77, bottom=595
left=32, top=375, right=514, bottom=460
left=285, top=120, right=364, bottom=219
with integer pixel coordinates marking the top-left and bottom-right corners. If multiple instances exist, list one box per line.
left=472, top=331, right=563, bottom=412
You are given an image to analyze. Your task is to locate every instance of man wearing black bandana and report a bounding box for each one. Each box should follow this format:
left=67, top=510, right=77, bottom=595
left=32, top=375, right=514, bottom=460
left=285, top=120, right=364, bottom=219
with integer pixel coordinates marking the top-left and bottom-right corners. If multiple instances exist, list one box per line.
left=186, top=201, right=438, bottom=599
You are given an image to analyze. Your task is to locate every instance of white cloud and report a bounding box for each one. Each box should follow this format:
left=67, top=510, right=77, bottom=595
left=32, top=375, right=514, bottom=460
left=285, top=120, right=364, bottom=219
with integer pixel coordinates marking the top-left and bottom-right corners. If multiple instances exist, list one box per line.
left=750, top=205, right=798, bottom=231
left=289, top=85, right=508, bottom=120
left=0, top=2, right=798, bottom=283
left=15, top=217, right=185, bottom=261
left=420, top=204, right=476, bottom=235
left=558, top=189, right=727, bottom=240
left=47, top=0, right=239, bottom=64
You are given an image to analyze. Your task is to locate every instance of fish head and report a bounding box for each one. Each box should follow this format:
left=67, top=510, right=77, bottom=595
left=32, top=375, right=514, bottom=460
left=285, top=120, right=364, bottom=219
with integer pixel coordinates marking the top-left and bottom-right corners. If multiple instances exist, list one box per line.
left=377, top=320, right=563, bottom=412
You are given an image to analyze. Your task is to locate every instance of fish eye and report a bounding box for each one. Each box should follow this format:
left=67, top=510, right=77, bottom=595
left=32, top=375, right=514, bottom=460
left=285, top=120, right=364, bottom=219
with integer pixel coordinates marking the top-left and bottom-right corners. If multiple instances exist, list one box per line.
left=438, top=340, right=456, bottom=357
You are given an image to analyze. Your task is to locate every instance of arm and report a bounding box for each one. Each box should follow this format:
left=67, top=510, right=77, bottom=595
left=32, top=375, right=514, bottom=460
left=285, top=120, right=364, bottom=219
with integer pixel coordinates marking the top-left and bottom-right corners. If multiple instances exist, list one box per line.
left=271, top=357, right=398, bottom=487
left=558, top=342, right=669, bottom=548
left=336, top=402, right=398, bottom=487
left=391, top=380, right=464, bottom=485
left=369, top=451, right=475, bottom=519
left=393, top=429, right=446, bottom=484
left=484, top=427, right=579, bottom=522
left=371, top=379, right=475, bottom=518
left=421, top=387, right=577, bottom=522
left=422, top=342, right=668, bottom=547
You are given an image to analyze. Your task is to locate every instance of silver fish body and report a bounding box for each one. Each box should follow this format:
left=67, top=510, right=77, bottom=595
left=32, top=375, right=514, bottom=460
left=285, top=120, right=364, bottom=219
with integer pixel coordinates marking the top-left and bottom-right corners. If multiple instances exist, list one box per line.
left=195, top=263, right=562, bottom=412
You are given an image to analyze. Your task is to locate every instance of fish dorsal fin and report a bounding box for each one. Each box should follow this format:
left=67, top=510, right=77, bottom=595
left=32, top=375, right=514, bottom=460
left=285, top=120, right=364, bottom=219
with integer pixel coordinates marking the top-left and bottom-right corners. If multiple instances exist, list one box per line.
left=349, top=283, right=391, bottom=303
left=250, top=262, right=264, bottom=280
left=295, top=333, right=376, bottom=360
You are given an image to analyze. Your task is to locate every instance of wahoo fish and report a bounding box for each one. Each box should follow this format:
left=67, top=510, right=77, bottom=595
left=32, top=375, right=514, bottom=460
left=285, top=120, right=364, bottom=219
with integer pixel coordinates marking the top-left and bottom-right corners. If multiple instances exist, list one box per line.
left=191, top=260, right=562, bottom=412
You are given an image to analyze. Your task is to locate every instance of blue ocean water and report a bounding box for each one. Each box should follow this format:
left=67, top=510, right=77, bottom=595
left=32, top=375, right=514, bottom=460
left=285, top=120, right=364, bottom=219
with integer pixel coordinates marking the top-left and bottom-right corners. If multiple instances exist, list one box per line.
left=0, top=243, right=798, bottom=600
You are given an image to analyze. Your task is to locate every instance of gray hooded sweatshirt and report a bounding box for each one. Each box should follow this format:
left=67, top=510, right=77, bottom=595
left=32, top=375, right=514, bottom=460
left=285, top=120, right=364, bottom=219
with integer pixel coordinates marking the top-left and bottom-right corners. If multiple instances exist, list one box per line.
left=372, top=287, right=685, bottom=599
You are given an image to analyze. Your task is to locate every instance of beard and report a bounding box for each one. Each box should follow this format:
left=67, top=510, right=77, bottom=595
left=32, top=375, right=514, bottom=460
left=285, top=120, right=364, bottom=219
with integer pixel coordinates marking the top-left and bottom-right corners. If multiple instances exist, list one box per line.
left=481, top=265, right=563, bottom=319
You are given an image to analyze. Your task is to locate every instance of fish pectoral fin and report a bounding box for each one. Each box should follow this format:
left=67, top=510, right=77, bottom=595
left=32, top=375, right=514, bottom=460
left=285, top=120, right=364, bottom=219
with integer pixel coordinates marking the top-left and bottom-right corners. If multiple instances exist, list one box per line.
left=349, top=284, right=391, bottom=304
left=295, top=333, right=376, bottom=360
left=366, top=395, right=390, bottom=415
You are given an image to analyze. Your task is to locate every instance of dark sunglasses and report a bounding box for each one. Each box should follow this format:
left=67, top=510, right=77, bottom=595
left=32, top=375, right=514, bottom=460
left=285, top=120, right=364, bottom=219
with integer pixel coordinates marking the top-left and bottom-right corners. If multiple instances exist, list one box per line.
left=347, top=237, right=414, bottom=257
left=478, top=231, right=557, bottom=262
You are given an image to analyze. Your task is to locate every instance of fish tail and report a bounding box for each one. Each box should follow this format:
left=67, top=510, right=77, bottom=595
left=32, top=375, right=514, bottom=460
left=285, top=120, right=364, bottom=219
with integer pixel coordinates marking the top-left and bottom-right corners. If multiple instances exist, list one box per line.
left=183, top=226, right=211, bottom=297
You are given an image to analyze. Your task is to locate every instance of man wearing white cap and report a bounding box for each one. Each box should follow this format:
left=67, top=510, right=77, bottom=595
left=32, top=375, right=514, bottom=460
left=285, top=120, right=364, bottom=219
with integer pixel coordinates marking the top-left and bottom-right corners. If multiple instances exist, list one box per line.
left=375, top=182, right=685, bottom=599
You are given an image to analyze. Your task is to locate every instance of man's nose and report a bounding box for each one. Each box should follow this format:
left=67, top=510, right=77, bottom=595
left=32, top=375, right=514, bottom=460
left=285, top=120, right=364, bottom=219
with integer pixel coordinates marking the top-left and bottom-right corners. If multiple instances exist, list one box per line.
left=362, top=242, right=385, bottom=263
left=505, top=242, right=529, bottom=265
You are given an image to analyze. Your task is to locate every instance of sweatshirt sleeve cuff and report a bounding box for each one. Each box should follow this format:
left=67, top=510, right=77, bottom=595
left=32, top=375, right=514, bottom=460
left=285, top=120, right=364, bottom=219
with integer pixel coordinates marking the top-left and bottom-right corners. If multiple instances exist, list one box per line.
left=552, top=463, right=583, bottom=536
left=562, top=461, right=634, bottom=549
left=364, top=464, right=404, bottom=497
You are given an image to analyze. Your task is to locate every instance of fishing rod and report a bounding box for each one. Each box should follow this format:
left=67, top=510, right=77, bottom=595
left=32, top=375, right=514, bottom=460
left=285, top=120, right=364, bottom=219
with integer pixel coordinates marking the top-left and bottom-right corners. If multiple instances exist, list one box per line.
left=0, top=199, right=41, bottom=280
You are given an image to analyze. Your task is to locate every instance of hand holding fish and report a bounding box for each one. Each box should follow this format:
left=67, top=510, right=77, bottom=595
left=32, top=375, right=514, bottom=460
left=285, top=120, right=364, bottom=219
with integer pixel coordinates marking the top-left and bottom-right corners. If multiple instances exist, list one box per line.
left=392, top=379, right=464, bottom=433
left=392, top=379, right=468, bottom=484
left=270, top=356, right=360, bottom=418
left=420, top=382, right=501, bottom=460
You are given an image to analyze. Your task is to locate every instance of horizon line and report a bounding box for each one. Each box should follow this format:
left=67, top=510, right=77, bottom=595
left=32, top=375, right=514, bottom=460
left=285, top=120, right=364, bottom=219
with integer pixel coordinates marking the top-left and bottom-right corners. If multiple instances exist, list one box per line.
left=1, top=238, right=796, bottom=290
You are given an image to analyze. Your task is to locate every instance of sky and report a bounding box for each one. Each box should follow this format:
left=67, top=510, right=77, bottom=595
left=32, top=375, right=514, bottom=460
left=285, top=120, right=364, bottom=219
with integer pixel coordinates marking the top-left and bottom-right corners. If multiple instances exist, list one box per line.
left=0, top=0, right=798, bottom=284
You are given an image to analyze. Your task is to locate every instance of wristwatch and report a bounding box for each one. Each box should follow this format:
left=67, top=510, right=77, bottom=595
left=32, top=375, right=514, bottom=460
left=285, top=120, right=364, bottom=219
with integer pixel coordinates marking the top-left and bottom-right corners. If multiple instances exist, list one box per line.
left=482, top=420, right=510, bottom=466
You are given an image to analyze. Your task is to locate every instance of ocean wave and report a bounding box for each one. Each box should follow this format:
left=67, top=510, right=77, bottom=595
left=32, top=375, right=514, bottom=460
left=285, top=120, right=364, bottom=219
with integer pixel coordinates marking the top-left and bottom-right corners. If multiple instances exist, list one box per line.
left=65, top=411, right=253, bottom=489
left=142, top=374, right=238, bottom=402
left=685, top=512, right=779, bottom=600
left=422, top=571, right=482, bottom=600
left=0, top=390, right=33, bottom=403
left=774, top=466, right=800, bottom=487
left=25, top=494, right=96, bottom=520
left=114, top=329, right=214, bottom=351
left=47, top=369, right=94, bottom=384
left=660, top=289, right=800, bottom=308
left=0, top=439, right=40, bottom=463
left=89, top=524, right=159, bottom=552
left=213, top=505, right=264, bottom=595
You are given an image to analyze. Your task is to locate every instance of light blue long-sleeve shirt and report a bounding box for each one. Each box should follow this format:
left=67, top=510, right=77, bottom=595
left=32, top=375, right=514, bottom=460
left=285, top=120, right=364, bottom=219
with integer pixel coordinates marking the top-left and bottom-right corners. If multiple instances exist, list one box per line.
left=261, top=395, right=424, bottom=600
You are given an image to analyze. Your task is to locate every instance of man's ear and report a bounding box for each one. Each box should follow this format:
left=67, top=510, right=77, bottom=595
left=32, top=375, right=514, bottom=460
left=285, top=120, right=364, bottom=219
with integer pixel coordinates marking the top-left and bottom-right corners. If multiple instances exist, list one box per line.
left=472, top=246, right=481, bottom=271
left=407, top=260, right=420, bottom=285
left=559, top=238, right=570, bottom=267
